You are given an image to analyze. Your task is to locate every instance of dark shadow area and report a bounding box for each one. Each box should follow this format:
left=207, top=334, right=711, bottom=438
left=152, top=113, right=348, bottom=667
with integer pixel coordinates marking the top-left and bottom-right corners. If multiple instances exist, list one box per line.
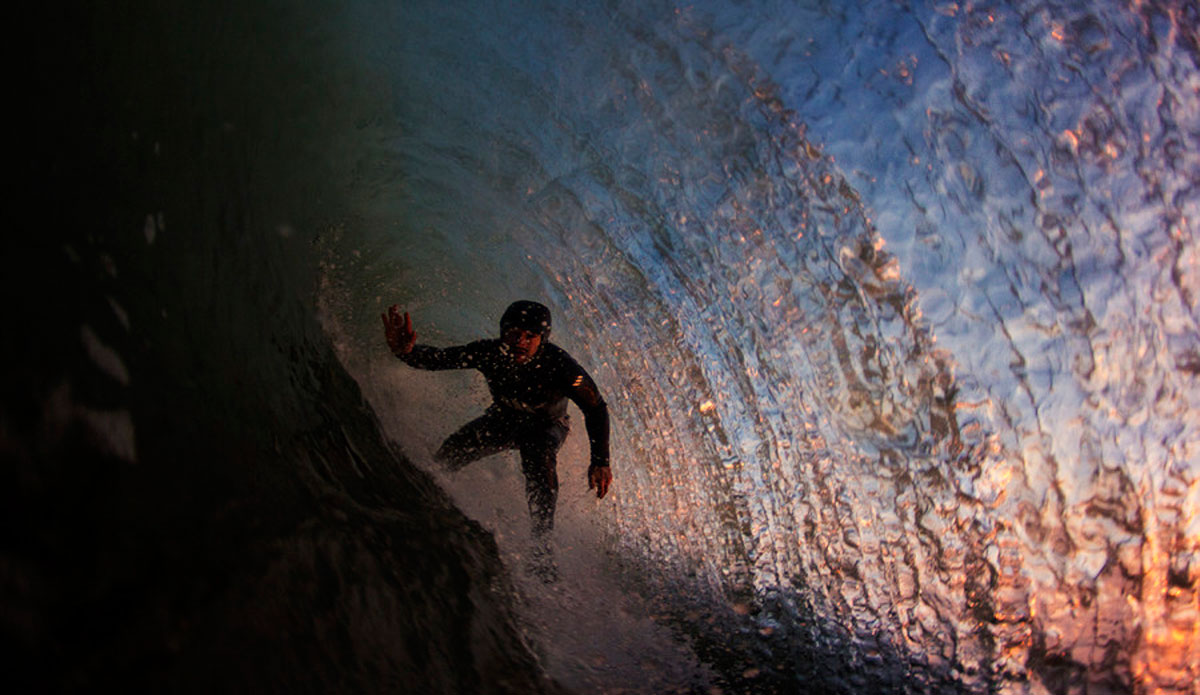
left=5, top=3, right=564, bottom=692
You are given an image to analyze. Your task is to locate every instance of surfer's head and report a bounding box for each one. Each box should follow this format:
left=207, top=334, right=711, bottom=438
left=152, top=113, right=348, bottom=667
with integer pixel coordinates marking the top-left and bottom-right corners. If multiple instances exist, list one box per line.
left=500, top=300, right=551, bottom=363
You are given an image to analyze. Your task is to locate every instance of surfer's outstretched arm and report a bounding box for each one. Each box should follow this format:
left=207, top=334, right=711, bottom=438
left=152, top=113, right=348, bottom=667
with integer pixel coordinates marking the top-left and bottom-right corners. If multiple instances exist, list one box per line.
left=382, top=304, right=480, bottom=370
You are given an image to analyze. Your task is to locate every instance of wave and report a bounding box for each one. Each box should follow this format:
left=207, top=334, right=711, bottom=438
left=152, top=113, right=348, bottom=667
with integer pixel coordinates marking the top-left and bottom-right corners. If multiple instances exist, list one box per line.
left=9, top=1, right=1199, bottom=693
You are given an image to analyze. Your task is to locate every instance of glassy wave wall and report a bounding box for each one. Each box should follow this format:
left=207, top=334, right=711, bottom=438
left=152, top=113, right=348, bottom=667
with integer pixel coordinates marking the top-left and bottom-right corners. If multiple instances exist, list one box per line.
left=8, top=1, right=1198, bottom=694
left=325, top=1, right=1199, bottom=692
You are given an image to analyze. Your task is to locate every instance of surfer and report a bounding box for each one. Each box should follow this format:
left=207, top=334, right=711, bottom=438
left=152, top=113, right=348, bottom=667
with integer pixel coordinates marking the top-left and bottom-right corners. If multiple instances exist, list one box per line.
left=382, top=300, right=612, bottom=572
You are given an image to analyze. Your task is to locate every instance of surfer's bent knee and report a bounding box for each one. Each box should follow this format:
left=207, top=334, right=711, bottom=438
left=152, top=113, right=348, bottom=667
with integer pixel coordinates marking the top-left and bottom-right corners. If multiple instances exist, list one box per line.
left=435, top=444, right=469, bottom=471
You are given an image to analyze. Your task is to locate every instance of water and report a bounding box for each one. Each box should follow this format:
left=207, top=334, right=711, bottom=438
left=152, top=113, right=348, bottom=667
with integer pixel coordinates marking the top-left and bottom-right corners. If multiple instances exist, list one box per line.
left=10, top=0, right=1198, bottom=693
left=327, top=0, right=1199, bottom=691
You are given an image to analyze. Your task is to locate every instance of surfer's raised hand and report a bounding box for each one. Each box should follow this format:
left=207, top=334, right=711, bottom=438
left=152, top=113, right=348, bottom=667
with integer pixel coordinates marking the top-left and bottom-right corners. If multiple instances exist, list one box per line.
left=588, top=464, right=612, bottom=499
left=382, top=305, right=416, bottom=356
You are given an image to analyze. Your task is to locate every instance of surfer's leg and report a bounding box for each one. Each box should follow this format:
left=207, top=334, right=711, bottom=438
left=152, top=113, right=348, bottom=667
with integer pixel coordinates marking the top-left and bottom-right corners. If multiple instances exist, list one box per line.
left=435, top=411, right=515, bottom=472
left=518, top=421, right=568, bottom=537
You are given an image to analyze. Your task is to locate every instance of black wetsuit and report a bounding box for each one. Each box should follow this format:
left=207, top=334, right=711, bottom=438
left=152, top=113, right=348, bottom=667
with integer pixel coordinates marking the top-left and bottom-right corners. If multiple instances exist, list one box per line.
left=398, top=339, right=609, bottom=535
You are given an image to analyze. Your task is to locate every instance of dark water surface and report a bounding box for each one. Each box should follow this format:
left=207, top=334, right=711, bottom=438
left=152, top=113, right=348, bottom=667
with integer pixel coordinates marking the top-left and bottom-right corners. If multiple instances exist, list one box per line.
left=7, top=1, right=1198, bottom=693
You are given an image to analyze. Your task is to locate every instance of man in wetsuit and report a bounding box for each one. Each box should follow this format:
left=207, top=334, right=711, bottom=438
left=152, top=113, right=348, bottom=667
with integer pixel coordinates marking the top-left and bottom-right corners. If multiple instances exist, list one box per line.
left=381, top=300, right=612, bottom=547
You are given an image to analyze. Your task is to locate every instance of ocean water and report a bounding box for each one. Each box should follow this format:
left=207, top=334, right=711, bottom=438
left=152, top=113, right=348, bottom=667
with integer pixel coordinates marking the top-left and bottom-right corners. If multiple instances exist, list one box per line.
left=9, top=0, right=1198, bottom=693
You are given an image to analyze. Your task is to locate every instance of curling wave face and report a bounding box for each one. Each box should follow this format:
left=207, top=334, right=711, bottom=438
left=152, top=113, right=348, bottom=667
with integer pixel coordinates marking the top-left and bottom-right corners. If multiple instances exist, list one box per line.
left=331, top=0, right=1199, bottom=692
left=17, top=0, right=1197, bottom=693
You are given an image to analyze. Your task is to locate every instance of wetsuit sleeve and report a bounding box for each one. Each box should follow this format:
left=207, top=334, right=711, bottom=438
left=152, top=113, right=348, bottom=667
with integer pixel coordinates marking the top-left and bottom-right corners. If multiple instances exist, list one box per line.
left=567, top=368, right=610, bottom=469
left=397, top=341, right=486, bottom=370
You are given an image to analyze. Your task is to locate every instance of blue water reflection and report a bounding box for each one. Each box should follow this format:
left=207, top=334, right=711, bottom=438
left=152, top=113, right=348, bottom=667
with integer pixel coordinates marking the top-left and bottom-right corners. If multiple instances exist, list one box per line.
left=359, top=0, right=1199, bottom=691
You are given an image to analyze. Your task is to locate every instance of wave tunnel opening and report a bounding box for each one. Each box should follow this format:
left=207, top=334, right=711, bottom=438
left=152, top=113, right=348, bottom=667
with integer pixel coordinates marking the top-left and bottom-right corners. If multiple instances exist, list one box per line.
left=8, top=1, right=1198, bottom=694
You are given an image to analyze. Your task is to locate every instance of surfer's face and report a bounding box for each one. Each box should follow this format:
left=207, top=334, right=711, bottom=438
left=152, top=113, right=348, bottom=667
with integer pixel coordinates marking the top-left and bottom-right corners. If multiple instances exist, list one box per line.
left=501, top=327, right=543, bottom=363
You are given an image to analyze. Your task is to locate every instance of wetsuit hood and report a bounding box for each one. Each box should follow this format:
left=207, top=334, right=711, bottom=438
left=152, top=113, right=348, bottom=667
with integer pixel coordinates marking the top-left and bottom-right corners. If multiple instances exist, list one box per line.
left=500, top=300, right=552, bottom=337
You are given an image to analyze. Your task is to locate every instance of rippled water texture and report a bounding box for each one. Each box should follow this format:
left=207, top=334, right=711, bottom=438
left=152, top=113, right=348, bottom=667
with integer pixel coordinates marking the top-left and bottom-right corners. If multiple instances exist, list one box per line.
left=326, top=0, right=1200, bottom=692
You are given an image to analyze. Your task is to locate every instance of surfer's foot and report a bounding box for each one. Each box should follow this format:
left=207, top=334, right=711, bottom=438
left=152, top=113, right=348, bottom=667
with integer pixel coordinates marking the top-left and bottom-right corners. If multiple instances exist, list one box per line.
left=527, top=543, right=558, bottom=584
